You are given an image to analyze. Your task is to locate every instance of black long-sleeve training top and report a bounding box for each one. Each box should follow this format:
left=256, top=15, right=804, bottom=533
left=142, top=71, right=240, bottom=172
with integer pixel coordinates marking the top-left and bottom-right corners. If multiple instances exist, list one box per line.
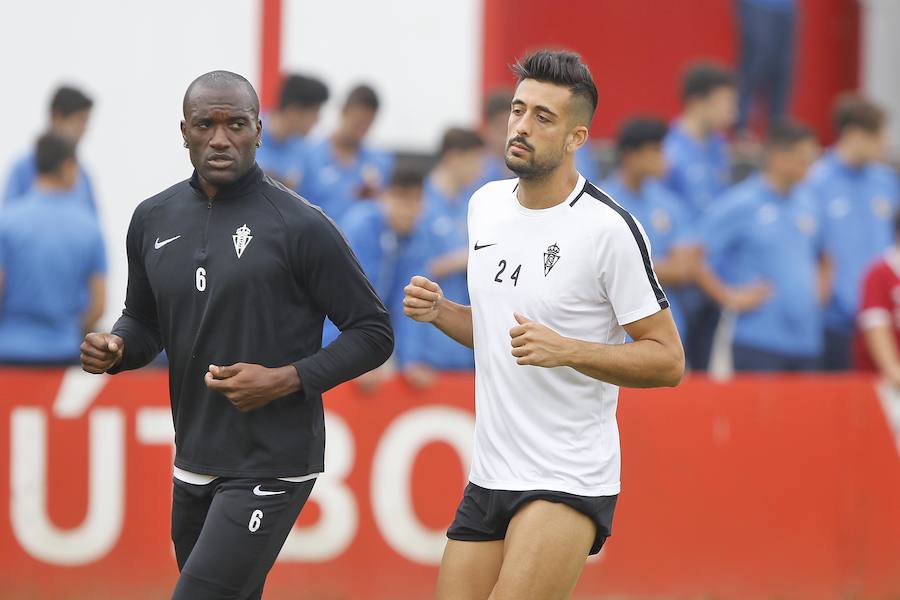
left=109, top=164, right=393, bottom=477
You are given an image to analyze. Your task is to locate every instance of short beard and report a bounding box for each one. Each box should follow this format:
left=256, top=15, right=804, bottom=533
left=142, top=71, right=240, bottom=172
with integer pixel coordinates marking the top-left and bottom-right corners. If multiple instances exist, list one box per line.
left=505, top=145, right=565, bottom=181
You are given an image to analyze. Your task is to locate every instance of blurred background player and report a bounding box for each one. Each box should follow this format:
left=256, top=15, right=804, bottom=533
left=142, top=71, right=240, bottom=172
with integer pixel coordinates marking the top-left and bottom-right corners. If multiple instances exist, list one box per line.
left=698, top=121, right=823, bottom=371
left=327, top=163, right=430, bottom=389
left=479, top=88, right=515, bottom=183
left=403, top=127, right=486, bottom=381
left=805, top=94, right=898, bottom=370
left=662, top=62, right=738, bottom=370
left=3, top=85, right=97, bottom=215
left=600, top=117, right=698, bottom=340
left=735, top=0, right=798, bottom=136
left=0, top=132, right=106, bottom=364
left=299, top=83, right=393, bottom=222
left=854, top=210, right=900, bottom=382
left=256, top=73, right=329, bottom=190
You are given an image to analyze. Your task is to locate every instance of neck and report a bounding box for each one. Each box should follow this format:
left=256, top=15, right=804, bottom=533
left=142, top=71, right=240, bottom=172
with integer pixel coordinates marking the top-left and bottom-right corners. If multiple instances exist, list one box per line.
left=197, top=176, right=218, bottom=199
left=680, top=110, right=711, bottom=141
left=618, top=166, right=644, bottom=193
left=332, top=130, right=360, bottom=154
left=835, top=139, right=865, bottom=168
left=430, top=165, right=461, bottom=199
left=34, top=176, right=68, bottom=193
left=764, top=170, right=794, bottom=195
left=516, top=163, right=579, bottom=210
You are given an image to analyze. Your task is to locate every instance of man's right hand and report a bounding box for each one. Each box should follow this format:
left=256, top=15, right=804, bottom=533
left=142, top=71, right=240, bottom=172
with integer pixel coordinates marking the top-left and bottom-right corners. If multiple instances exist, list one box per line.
left=403, top=276, right=443, bottom=323
left=723, top=281, right=772, bottom=312
left=80, top=333, right=124, bottom=374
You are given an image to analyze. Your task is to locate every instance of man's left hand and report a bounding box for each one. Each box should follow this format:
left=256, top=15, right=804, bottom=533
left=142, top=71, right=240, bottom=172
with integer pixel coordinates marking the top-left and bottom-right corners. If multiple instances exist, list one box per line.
left=204, top=363, right=301, bottom=412
left=509, top=313, right=573, bottom=368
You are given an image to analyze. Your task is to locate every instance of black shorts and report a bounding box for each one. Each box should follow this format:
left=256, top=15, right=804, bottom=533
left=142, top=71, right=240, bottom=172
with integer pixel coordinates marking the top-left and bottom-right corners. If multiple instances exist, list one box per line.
left=447, top=482, right=617, bottom=555
left=170, top=476, right=315, bottom=600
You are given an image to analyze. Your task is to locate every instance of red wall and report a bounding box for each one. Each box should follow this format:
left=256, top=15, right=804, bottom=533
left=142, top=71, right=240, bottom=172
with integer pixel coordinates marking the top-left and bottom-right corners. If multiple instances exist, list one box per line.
left=2, top=371, right=900, bottom=599
left=483, top=0, right=859, bottom=141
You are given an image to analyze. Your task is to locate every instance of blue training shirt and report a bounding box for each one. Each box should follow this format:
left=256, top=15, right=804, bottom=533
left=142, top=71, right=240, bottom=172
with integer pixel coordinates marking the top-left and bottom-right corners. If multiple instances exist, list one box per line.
left=298, top=138, right=393, bottom=223
left=803, top=149, right=899, bottom=333
left=700, top=174, right=822, bottom=357
left=0, top=189, right=106, bottom=362
left=3, top=151, right=97, bottom=215
left=599, top=174, right=693, bottom=339
left=662, top=121, right=731, bottom=219
left=324, top=201, right=428, bottom=367
left=405, top=178, right=476, bottom=370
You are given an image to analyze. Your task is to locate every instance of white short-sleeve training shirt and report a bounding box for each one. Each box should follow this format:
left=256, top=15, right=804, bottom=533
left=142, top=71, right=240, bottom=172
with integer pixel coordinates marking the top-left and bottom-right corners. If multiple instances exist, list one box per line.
left=466, top=174, right=668, bottom=497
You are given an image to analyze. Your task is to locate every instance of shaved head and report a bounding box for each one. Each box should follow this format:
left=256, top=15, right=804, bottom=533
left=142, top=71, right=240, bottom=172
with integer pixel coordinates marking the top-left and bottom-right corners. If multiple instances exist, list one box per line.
left=183, top=70, right=259, bottom=118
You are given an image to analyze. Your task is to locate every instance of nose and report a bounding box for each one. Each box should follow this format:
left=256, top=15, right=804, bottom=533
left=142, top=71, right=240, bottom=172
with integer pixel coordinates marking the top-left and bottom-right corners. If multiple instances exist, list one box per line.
left=209, top=125, right=231, bottom=149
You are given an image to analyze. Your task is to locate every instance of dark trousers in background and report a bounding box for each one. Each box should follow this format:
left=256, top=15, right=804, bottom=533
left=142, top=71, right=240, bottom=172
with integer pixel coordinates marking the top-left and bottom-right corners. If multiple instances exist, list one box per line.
left=822, top=328, right=852, bottom=371
left=733, top=343, right=820, bottom=372
left=682, top=292, right=721, bottom=372
left=735, top=0, right=797, bottom=132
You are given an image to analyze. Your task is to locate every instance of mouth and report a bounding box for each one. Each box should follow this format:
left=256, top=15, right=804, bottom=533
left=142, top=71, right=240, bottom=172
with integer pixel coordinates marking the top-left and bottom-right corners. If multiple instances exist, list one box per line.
left=206, top=155, right=236, bottom=169
left=508, top=140, right=532, bottom=154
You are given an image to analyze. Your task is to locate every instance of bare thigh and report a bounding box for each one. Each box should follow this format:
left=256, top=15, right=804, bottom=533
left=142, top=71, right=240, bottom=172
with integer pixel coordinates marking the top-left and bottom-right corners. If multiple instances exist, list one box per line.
left=435, top=539, right=504, bottom=600
left=488, top=500, right=595, bottom=600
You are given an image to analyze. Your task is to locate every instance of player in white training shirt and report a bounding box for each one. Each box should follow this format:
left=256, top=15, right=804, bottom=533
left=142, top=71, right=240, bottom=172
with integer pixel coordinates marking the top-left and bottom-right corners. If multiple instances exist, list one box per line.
left=403, top=50, right=684, bottom=599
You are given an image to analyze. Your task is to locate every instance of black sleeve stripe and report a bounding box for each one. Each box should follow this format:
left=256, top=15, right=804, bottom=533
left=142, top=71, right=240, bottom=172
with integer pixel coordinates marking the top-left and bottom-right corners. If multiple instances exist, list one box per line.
left=580, top=182, right=669, bottom=309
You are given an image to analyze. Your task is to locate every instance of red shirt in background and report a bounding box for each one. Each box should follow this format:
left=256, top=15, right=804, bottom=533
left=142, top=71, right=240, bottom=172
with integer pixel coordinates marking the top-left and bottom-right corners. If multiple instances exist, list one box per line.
left=854, top=248, right=900, bottom=371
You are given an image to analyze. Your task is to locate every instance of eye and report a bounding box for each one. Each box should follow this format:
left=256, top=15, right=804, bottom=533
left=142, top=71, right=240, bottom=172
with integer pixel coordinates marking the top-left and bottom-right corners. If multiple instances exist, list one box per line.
left=537, top=114, right=549, bottom=123
left=511, top=107, right=524, bottom=116
left=230, top=121, right=246, bottom=130
left=195, top=121, right=210, bottom=129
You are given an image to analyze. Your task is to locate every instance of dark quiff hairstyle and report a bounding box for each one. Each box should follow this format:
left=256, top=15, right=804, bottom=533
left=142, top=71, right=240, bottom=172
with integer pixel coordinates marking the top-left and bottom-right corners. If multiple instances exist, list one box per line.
left=511, top=49, right=599, bottom=124
left=35, top=131, right=77, bottom=175
left=832, top=94, right=886, bottom=135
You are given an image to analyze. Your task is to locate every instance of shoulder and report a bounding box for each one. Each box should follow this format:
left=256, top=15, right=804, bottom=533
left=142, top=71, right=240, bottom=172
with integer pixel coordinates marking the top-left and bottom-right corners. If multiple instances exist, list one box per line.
left=257, top=173, right=338, bottom=229
left=469, top=178, right=517, bottom=208
left=805, top=155, right=836, bottom=185
left=8, top=152, right=35, bottom=173
left=868, top=163, right=899, bottom=188
left=132, top=179, right=193, bottom=224
left=573, top=182, right=649, bottom=242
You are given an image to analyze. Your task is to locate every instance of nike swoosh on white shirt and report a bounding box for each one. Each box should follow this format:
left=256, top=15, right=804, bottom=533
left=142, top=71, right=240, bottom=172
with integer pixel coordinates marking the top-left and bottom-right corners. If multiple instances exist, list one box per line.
left=252, top=484, right=286, bottom=496
left=154, top=235, right=181, bottom=249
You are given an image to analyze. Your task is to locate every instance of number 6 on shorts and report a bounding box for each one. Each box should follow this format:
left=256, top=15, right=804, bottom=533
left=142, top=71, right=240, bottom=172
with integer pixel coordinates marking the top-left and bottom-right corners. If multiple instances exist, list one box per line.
left=248, top=509, right=263, bottom=532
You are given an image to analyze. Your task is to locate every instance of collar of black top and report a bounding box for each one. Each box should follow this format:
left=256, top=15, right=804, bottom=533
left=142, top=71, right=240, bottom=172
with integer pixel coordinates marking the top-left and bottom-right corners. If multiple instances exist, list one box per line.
left=189, top=162, right=264, bottom=201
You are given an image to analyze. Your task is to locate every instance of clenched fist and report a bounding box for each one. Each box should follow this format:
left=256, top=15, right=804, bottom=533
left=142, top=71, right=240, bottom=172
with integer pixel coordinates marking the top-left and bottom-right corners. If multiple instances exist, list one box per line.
left=403, top=276, right=444, bottom=323
left=81, top=333, right=125, bottom=374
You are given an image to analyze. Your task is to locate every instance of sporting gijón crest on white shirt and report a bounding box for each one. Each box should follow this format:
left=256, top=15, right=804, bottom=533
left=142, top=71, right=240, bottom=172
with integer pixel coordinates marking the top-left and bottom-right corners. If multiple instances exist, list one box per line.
left=466, top=175, right=668, bottom=497
left=233, top=224, right=252, bottom=258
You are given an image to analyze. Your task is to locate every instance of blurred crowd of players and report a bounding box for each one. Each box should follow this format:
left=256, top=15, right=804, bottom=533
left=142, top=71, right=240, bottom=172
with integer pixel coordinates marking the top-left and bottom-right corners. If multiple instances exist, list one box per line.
left=2, top=60, right=900, bottom=388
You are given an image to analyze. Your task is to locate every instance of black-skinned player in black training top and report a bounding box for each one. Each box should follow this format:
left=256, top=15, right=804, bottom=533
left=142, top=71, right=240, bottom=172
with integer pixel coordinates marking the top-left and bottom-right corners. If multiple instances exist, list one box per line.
left=80, top=71, right=393, bottom=600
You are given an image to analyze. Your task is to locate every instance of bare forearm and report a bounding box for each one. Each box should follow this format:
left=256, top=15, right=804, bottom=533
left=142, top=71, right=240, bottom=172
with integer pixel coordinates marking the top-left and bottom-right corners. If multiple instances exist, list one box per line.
left=433, top=299, right=474, bottom=348
left=865, top=326, right=900, bottom=379
left=561, top=337, right=684, bottom=388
